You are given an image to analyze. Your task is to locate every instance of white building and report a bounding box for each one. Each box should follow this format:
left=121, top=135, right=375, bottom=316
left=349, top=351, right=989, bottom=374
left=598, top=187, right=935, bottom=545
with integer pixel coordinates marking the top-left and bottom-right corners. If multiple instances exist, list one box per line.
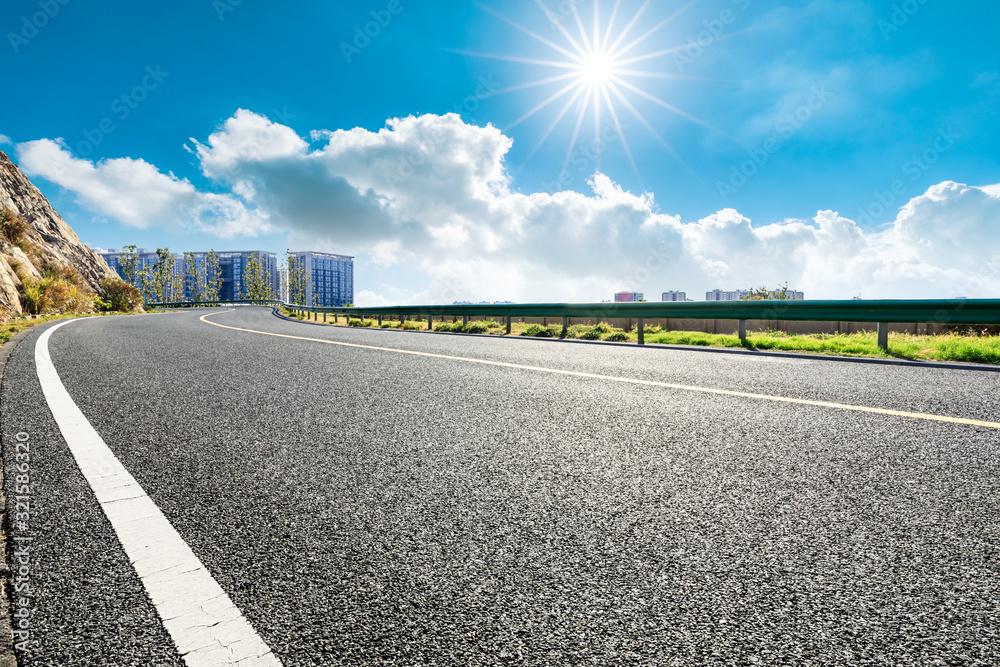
left=706, top=289, right=751, bottom=302
left=662, top=291, right=689, bottom=302
left=706, top=288, right=805, bottom=301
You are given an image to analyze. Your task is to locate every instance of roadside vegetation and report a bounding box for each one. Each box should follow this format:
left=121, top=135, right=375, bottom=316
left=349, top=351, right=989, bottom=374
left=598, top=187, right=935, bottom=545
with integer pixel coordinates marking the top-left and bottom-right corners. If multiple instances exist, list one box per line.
left=300, top=310, right=1000, bottom=365
left=0, top=210, right=144, bottom=334
left=0, top=312, right=125, bottom=346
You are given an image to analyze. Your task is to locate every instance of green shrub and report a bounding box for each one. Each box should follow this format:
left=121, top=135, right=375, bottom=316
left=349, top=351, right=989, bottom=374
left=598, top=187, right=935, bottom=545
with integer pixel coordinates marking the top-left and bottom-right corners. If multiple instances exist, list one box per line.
left=348, top=318, right=364, bottom=327
left=579, top=328, right=602, bottom=340
left=436, top=321, right=468, bottom=333
left=99, top=277, right=143, bottom=312
left=19, top=276, right=93, bottom=315
left=17, top=263, right=94, bottom=315
left=400, top=320, right=424, bottom=330
left=522, top=324, right=556, bottom=338
left=0, top=209, right=28, bottom=245
left=380, top=322, right=391, bottom=329
left=465, top=322, right=489, bottom=334
left=592, top=322, right=614, bottom=334
left=603, top=331, right=630, bottom=342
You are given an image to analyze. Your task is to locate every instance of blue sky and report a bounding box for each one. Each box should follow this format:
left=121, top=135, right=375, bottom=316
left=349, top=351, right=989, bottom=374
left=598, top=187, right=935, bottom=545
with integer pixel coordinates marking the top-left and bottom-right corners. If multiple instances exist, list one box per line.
left=2, top=0, right=999, bottom=303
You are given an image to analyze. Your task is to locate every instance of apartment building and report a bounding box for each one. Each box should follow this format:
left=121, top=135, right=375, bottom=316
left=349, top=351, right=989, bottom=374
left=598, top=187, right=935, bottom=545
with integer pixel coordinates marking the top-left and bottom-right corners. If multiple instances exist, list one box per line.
left=289, top=251, right=354, bottom=307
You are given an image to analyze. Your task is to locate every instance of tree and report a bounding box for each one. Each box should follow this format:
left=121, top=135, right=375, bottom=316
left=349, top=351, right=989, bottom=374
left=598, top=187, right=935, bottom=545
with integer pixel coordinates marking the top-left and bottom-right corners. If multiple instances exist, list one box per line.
left=170, top=267, right=185, bottom=303
left=118, top=245, right=142, bottom=286
left=241, top=252, right=274, bottom=300
left=183, top=252, right=205, bottom=303
left=205, top=250, right=222, bottom=303
left=144, top=248, right=175, bottom=303
left=285, top=250, right=308, bottom=305
left=742, top=282, right=793, bottom=301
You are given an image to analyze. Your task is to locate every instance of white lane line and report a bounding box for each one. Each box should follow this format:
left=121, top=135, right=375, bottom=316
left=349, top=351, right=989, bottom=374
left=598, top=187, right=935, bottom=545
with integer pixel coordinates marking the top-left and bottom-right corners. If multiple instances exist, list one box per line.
left=36, top=320, right=281, bottom=667
left=202, top=311, right=1000, bottom=431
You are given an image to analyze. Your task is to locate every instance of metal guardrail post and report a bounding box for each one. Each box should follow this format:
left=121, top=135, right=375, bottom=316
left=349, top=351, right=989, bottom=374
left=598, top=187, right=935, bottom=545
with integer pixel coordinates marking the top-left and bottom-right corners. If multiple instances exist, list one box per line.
left=463, top=315, right=469, bottom=327
left=562, top=316, right=569, bottom=338
left=739, top=319, right=747, bottom=344
left=878, top=322, right=889, bottom=350
left=428, top=314, right=433, bottom=330
left=506, top=317, right=512, bottom=335
left=323, top=312, right=327, bottom=323
left=378, top=314, right=383, bottom=326
left=638, top=318, right=645, bottom=346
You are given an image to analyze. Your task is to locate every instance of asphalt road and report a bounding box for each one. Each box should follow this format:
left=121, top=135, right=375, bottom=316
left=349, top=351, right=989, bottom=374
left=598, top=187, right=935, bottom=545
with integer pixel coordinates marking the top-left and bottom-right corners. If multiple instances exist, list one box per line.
left=2, top=306, right=999, bottom=666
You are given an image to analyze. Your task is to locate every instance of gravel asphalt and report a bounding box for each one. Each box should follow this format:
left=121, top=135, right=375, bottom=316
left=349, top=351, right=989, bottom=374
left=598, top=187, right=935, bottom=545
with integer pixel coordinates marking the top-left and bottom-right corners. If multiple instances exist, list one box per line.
left=2, top=307, right=999, bottom=665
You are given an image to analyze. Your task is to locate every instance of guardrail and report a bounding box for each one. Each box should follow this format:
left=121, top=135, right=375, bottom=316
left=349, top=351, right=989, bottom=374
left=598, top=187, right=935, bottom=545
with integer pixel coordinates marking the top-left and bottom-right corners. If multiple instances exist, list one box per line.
left=147, top=298, right=1000, bottom=350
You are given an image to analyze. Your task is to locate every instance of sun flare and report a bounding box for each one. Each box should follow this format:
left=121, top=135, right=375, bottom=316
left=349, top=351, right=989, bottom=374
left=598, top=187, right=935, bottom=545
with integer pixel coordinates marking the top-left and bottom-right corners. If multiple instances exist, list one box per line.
left=578, top=52, right=615, bottom=86
left=459, top=0, right=735, bottom=184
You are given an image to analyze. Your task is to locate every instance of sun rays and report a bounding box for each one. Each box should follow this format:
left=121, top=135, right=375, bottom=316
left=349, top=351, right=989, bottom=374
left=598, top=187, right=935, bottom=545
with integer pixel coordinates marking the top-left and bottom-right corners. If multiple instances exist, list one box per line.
left=458, top=0, right=731, bottom=184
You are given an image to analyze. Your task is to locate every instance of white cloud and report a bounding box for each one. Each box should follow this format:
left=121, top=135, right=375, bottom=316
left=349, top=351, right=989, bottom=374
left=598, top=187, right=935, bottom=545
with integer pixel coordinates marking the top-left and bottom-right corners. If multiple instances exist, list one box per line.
left=0, top=135, right=11, bottom=146
left=16, top=138, right=270, bottom=238
left=354, top=290, right=392, bottom=307
left=17, top=111, right=1000, bottom=301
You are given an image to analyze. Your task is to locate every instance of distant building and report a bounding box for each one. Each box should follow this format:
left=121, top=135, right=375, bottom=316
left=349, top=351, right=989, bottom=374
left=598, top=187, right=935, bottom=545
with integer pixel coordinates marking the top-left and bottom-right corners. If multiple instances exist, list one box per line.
left=706, top=288, right=805, bottom=301
left=214, top=251, right=280, bottom=301
left=100, top=248, right=183, bottom=298
left=290, top=251, right=354, bottom=307
left=615, top=292, right=644, bottom=303
left=662, top=291, right=688, bottom=302
left=705, top=289, right=751, bottom=302
left=100, top=249, right=280, bottom=301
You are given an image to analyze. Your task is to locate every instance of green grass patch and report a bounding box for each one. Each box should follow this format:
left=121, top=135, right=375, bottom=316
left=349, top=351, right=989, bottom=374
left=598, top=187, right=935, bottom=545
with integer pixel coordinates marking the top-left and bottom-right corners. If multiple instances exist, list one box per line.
left=645, top=329, right=1000, bottom=364
left=521, top=324, right=558, bottom=338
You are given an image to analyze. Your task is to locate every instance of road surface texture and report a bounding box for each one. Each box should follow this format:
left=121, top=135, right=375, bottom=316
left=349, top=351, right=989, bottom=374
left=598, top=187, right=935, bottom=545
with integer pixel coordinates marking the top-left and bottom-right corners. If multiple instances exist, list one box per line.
left=2, top=307, right=998, bottom=666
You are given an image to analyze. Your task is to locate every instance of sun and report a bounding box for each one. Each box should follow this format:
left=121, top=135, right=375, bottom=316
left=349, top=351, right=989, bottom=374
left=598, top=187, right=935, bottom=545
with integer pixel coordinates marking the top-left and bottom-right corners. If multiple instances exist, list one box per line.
left=578, top=51, right=615, bottom=86
left=456, top=0, right=737, bottom=185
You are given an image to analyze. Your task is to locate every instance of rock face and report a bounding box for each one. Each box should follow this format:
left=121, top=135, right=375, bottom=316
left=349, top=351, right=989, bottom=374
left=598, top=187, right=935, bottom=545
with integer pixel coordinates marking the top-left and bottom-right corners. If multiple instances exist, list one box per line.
left=0, top=149, right=118, bottom=316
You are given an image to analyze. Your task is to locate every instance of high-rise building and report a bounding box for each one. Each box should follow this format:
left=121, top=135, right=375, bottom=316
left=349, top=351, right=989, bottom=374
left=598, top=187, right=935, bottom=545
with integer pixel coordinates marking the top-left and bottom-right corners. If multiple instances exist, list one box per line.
left=662, top=291, right=688, bottom=302
left=99, top=248, right=184, bottom=299
left=99, top=249, right=280, bottom=301
left=615, top=292, right=644, bottom=303
left=289, top=251, right=354, bottom=307
left=214, top=251, right=280, bottom=301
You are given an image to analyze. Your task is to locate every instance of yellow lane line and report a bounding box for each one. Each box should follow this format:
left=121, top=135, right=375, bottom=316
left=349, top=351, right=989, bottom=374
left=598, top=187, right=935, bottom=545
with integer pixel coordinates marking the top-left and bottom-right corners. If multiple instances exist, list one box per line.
left=200, top=310, right=1000, bottom=430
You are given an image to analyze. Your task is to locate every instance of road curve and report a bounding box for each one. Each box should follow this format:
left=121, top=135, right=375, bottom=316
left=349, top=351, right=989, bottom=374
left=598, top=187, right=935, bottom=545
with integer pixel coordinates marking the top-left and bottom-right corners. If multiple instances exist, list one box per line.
left=2, top=307, right=998, bottom=665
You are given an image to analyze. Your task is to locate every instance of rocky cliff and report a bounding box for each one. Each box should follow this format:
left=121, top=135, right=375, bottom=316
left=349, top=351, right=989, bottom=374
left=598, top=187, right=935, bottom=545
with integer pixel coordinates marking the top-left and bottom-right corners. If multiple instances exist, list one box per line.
left=0, top=149, right=118, bottom=316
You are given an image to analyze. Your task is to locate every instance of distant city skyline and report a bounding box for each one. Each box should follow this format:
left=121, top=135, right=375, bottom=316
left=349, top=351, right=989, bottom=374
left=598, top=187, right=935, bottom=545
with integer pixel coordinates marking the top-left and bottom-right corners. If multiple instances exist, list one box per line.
left=99, top=248, right=354, bottom=306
